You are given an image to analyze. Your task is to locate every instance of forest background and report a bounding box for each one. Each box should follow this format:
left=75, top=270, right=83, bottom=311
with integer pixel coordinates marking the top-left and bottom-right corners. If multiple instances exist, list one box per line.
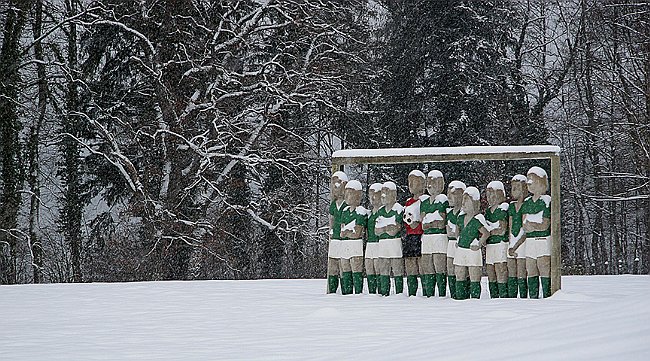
left=1, top=0, right=648, bottom=284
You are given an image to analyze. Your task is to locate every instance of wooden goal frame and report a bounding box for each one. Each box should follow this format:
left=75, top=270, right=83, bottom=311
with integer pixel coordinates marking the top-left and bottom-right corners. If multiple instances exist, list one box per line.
left=331, top=145, right=562, bottom=295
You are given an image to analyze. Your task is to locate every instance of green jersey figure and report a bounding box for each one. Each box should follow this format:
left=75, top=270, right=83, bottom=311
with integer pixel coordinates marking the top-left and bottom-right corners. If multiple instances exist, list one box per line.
left=327, top=171, right=348, bottom=294
left=339, top=180, right=368, bottom=295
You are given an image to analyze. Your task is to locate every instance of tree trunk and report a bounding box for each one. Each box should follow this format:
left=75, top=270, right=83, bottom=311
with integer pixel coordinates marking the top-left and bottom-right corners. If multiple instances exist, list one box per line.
left=28, top=0, right=48, bottom=284
left=0, top=1, right=30, bottom=284
left=62, top=0, right=83, bottom=282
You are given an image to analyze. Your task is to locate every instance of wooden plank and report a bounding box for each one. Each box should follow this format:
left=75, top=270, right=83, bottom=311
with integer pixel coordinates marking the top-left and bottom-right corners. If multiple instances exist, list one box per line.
left=332, top=145, right=561, bottom=160
left=332, top=151, right=559, bottom=165
left=550, top=154, right=562, bottom=294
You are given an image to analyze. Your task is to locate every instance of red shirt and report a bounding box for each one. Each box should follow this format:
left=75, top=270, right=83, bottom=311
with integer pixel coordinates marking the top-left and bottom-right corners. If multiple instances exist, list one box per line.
left=404, top=197, right=423, bottom=235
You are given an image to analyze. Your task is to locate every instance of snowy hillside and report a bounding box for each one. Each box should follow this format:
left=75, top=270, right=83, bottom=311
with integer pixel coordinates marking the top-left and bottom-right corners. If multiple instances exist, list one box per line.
left=1, top=276, right=648, bottom=360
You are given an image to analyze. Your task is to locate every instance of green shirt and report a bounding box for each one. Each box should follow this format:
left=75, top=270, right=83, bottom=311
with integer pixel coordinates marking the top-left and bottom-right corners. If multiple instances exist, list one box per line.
left=367, top=210, right=380, bottom=243
left=521, top=195, right=551, bottom=237
left=457, top=213, right=487, bottom=249
left=339, top=205, right=368, bottom=240
left=485, top=203, right=509, bottom=244
left=420, top=194, right=449, bottom=235
left=376, top=204, right=403, bottom=240
left=508, top=201, right=524, bottom=240
left=329, top=200, right=347, bottom=240
left=447, top=208, right=461, bottom=240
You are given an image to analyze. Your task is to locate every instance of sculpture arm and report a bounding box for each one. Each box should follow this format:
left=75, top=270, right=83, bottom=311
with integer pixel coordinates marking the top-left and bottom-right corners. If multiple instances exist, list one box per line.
left=523, top=215, right=550, bottom=232
left=352, top=225, right=365, bottom=239
left=478, top=226, right=490, bottom=248
left=385, top=223, right=401, bottom=237
left=430, top=218, right=446, bottom=230
left=491, top=219, right=507, bottom=236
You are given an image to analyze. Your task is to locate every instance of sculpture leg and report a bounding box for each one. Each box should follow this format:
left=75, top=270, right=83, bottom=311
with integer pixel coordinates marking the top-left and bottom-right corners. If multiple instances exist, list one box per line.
left=506, top=258, right=518, bottom=298
left=526, top=257, right=540, bottom=299
left=496, top=262, right=509, bottom=298
left=340, top=258, right=353, bottom=295
left=365, top=258, right=377, bottom=294
left=517, top=258, right=528, bottom=298
left=486, top=264, right=498, bottom=298
left=420, top=254, right=435, bottom=297
left=350, top=256, right=364, bottom=294
left=327, top=257, right=340, bottom=294
left=405, top=257, right=419, bottom=296
left=433, top=253, right=447, bottom=297
left=455, top=265, right=468, bottom=300
left=469, top=266, right=482, bottom=299
left=378, top=258, right=391, bottom=296
left=391, top=258, right=404, bottom=294
left=538, top=255, right=552, bottom=298
left=447, top=257, right=457, bottom=299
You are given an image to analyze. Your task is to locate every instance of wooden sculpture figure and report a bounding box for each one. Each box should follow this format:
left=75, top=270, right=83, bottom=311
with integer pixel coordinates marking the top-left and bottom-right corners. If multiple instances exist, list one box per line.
left=327, top=171, right=348, bottom=293
left=507, top=174, right=528, bottom=298
left=365, top=183, right=384, bottom=294
left=375, top=181, right=404, bottom=296
left=446, top=180, right=466, bottom=299
left=339, top=180, right=368, bottom=295
left=484, top=181, right=509, bottom=298
left=454, top=187, right=490, bottom=299
left=403, top=170, right=426, bottom=296
left=521, top=167, right=552, bottom=298
left=420, top=170, right=449, bottom=297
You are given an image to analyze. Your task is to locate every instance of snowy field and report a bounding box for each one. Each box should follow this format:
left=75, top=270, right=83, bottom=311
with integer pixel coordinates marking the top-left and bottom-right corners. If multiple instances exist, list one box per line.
left=1, top=275, right=648, bottom=360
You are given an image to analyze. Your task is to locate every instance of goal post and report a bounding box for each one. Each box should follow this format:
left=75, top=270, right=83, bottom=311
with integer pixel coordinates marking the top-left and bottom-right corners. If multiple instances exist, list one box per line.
left=331, top=145, right=562, bottom=295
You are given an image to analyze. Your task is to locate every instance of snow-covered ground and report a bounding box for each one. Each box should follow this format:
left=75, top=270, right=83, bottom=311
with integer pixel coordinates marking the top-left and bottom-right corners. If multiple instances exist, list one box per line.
left=1, top=275, right=648, bottom=360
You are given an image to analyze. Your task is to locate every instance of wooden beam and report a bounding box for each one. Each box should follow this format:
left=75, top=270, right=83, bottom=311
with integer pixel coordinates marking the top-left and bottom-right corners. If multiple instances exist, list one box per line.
left=332, top=152, right=558, bottom=165
left=332, top=145, right=561, bottom=165
left=550, top=154, right=562, bottom=294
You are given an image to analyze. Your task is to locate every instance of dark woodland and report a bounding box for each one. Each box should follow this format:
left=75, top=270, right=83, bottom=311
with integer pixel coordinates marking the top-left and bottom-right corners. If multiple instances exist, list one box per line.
left=0, top=0, right=649, bottom=284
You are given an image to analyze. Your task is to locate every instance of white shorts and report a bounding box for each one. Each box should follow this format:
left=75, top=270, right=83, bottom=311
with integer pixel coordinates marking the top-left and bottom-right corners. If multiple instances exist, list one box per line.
left=508, top=235, right=526, bottom=259
left=525, top=236, right=551, bottom=258
left=378, top=238, right=402, bottom=258
left=365, top=242, right=381, bottom=259
left=446, top=239, right=458, bottom=258
left=339, top=239, right=364, bottom=259
left=453, top=247, right=483, bottom=267
left=485, top=242, right=507, bottom=264
left=422, top=234, right=448, bottom=254
left=327, top=239, right=341, bottom=258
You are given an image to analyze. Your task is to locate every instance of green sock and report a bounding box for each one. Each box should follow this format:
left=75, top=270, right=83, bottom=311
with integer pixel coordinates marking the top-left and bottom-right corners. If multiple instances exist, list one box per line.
left=436, top=273, right=447, bottom=297
left=541, top=277, right=551, bottom=298
left=367, top=275, right=377, bottom=294
left=328, top=275, right=339, bottom=294
left=488, top=281, right=499, bottom=298
left=465, top=279, right=471, bottom=297
left=498, top=282, right=508, bottom=298
left=423, top=274, right=434, bottom=297
left=448, top=275, right=457, bottom=299
left=380, top=275, right=391, bottom=296
left=528, top=276, right=539, bottom=299
left=507, top=277, right=518, bottom=298
left=353, top=272, right=363, bottom=294
left=341, top=272, right=353, bottom=295
left=430, top=274, right=436, bottom=296
left=470, top=281, right=481, bottom=299
left=394, top=276, right=404, bottom=294
left=455, top=279, right=468, bottom=300
left=407, top=275, right=418, bottom=296
left=518, top=278, right=528, bottom=298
